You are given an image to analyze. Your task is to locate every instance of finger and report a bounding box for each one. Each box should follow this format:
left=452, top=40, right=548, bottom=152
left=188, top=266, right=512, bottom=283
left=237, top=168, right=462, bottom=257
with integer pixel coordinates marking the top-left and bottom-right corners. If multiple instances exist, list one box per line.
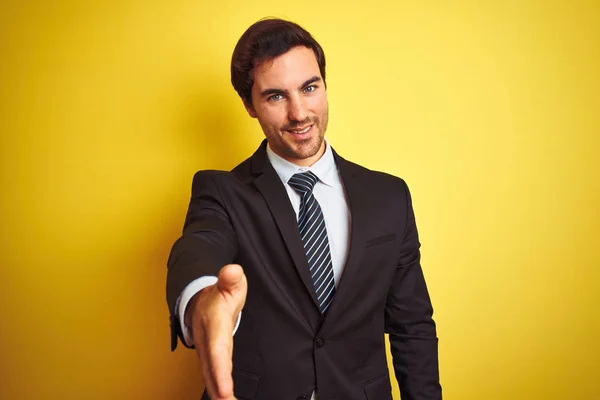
left=217, top=264, right=244, bottom=293
left=191, top=287, right=234, bottom=400
left=204, top=308, right=235, bottom=399
left=194, top=323, right=217, bottom=399
left=196, top=310, right=234, bottom=400
left=217, top=265, right=247, bottom=319
left=198, top=345, right=217, bottom=399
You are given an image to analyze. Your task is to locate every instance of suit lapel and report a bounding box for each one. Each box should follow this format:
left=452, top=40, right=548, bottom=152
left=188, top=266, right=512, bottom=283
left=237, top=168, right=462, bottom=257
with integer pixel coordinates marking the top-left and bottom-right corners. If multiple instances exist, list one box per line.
left=249, top=142, right=372, bottom=317
left=323, top=151, right=368, bottom=320
left=251, top=142, right=321, bottom=309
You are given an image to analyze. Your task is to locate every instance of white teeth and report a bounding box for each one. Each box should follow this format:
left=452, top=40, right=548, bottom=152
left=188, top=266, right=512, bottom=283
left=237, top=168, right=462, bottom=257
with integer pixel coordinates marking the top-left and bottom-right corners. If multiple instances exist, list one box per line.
left=290, top=126, right=311, bottom=134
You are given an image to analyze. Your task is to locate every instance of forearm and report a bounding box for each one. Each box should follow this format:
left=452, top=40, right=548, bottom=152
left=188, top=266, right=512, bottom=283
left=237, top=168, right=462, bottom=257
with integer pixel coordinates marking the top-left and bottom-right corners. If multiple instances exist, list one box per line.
left=388, top=312, right=440, bottom=399
left=166, top=171, right=238, bottom=349
left=386, top=180, right=441, bottom=399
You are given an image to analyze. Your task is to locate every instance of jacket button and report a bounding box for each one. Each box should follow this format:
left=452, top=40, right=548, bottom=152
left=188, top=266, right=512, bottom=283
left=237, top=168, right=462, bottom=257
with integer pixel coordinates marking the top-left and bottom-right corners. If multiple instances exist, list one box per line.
left=315, top=337, right=325, bottom=348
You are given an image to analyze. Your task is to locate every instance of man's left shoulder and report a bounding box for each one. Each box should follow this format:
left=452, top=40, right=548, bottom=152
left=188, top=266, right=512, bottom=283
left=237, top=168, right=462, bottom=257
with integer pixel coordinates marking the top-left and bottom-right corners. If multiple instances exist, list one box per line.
left=337, top=156, right=409, bottom=190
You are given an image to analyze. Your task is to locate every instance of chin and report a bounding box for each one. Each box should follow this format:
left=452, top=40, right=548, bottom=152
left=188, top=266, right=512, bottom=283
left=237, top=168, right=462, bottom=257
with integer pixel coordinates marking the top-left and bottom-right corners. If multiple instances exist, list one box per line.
left=295, top=142, right=323, bottom=159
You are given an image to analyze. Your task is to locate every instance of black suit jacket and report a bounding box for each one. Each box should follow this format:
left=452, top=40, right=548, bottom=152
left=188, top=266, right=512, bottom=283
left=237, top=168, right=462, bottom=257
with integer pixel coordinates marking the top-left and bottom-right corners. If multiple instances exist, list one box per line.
left=167, top=141, right=441, bottom=400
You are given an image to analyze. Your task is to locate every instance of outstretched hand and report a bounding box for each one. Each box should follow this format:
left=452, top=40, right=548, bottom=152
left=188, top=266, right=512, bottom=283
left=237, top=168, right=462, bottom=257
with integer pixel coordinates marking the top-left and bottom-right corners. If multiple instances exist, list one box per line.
left=185, top=264, right=247, bottom=400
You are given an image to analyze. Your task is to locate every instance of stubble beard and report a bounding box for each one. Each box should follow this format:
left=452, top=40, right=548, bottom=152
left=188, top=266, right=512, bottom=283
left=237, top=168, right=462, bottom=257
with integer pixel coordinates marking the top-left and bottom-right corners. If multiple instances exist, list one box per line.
left=280, top=109, right=329, bottom=162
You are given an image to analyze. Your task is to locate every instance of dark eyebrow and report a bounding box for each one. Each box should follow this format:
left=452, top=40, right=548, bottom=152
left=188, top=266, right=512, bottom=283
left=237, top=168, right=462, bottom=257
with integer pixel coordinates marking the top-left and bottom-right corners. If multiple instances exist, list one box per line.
left=260, top=76, right=322, bottom=98
left=301, top=76, right=322, bottom=88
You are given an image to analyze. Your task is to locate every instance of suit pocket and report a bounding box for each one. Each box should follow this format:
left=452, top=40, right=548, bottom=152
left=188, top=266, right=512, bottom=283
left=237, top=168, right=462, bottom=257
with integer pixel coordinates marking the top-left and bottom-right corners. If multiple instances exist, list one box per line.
left=366, top=234, right=397, bottom=248
left=232, top=369, right=260, bottom=400
left=363, top=374, right=392, bottom=400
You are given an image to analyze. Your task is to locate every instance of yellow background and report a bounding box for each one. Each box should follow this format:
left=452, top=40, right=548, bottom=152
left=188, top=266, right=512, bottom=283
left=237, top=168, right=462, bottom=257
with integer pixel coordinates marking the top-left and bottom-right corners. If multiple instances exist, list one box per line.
left=1, top=0, right=599, bottom=399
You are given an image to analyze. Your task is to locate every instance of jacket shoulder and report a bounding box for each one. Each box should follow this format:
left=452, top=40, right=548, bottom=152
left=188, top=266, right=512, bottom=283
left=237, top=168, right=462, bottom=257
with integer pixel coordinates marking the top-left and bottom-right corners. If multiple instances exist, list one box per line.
left=190, top=154, right=253, bottom=187
left=339, top=156, right=409, bottom=190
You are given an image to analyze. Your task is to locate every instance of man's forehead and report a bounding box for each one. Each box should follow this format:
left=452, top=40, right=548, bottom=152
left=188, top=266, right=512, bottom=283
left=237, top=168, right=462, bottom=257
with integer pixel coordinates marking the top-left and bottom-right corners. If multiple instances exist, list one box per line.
left=252, top=46, right=321, bottom=90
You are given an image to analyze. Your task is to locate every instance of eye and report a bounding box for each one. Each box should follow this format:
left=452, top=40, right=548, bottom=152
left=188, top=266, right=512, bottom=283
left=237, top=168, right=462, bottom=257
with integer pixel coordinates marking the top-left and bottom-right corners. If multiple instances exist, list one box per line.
left=303, top=85, right=317, bottom=93
left=268, top=94, right=283, bottom=102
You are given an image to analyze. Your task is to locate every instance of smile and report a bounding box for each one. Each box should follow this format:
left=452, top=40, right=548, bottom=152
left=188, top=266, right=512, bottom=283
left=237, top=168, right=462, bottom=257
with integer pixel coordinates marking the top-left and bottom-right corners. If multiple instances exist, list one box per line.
left=287, top=124, right=313, bottom=134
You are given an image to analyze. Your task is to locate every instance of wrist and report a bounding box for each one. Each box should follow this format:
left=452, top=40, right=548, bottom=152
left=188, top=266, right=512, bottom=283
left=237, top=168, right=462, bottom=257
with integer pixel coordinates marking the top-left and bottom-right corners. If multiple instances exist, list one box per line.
left=184, top=291, right=201, bottom=329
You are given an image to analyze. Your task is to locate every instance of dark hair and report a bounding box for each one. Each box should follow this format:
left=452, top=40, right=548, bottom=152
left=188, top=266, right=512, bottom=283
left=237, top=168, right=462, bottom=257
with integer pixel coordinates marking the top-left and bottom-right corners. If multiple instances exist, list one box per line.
left=231, top=18, right=326, bottom=105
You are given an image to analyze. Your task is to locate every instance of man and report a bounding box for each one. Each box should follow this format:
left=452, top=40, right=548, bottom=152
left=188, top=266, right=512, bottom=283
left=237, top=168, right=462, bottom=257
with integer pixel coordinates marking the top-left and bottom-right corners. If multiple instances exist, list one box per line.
left=167, top=18, right=441, bottom=400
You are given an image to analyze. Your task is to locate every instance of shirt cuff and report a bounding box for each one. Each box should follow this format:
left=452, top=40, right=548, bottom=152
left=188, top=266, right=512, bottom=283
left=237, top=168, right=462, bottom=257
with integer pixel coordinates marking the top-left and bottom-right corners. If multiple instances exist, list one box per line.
left=176, top=276, right=242, bottom=347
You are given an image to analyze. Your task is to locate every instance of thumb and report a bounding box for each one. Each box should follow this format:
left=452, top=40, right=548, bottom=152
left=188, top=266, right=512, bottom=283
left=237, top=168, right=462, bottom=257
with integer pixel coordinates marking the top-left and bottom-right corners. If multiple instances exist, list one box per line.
left=217, top=264, right=245, bottom=294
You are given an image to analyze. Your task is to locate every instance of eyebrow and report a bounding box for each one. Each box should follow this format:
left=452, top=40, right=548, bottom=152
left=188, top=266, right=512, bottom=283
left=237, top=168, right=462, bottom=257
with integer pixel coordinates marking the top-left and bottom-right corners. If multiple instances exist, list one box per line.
left=260, top=76, right=322, bottom=98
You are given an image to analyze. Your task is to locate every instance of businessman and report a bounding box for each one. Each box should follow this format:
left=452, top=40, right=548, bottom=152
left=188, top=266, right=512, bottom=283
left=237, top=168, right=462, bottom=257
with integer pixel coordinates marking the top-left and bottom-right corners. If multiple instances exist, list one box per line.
left=166, top=18, right=441, bottom=400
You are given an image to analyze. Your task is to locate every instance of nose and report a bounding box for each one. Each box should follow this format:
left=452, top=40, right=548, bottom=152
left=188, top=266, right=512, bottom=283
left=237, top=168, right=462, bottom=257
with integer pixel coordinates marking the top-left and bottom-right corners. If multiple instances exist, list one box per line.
left=287, top=95, right=308, bottom=123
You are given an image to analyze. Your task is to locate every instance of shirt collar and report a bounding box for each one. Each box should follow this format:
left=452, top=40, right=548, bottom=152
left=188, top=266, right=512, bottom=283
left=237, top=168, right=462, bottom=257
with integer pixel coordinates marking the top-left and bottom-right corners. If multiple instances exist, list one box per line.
left=266, top=139, right=337, bottom=187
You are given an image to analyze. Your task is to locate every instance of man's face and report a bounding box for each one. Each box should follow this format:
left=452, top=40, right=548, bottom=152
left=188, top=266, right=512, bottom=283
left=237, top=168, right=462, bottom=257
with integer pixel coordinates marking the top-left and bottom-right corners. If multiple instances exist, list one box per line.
left=245, top=46, right=328, bottom=166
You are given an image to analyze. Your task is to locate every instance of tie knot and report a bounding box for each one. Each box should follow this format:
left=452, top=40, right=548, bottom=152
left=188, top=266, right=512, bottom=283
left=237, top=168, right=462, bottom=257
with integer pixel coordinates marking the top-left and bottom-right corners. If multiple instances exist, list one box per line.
left=288, top=171, right=318, bottom=195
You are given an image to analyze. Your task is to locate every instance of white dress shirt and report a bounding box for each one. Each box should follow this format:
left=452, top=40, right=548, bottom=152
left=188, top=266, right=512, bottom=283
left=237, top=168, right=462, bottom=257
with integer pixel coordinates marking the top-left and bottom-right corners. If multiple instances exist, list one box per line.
left=265, top=140, right=351, bottom=290
left=177, top=140, right=351, bottom=398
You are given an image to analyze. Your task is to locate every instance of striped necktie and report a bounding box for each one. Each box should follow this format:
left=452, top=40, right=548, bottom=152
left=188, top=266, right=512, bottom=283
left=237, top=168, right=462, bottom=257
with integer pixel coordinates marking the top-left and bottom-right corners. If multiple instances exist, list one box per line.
left=288, top=171, right=336, bottom=313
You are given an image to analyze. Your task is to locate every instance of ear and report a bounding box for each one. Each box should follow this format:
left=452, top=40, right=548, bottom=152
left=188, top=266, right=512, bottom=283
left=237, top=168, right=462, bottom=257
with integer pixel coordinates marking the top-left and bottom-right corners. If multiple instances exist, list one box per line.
left=243, top=99, right=257, bottom=118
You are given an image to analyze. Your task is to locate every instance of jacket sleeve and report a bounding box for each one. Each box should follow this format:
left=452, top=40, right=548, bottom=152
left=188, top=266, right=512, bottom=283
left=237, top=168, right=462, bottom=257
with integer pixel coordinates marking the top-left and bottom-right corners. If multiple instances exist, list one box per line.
left=166, top=170, right=238, bottom=350
left=385, top=180, right=442, bottom=399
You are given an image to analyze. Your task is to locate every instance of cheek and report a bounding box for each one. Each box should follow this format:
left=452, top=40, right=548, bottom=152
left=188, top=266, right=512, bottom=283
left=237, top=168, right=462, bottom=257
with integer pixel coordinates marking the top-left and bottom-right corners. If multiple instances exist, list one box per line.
left=257, top=111, right=284, bottom=133
left=309, top=95, right=328, bottom=114
left=260, top=108, right=287, bottom=127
